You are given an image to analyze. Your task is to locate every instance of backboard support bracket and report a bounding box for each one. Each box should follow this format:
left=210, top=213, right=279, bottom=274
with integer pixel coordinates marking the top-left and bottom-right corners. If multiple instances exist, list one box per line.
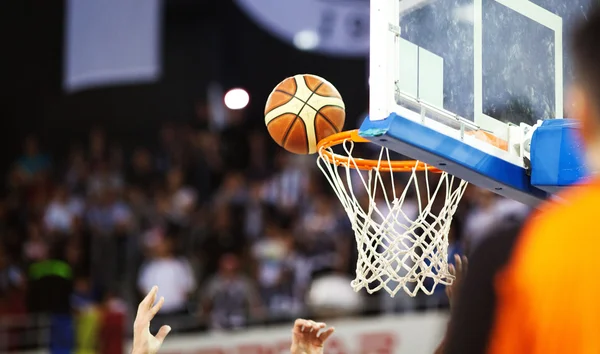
left=359, top=113, right=549, bottom=206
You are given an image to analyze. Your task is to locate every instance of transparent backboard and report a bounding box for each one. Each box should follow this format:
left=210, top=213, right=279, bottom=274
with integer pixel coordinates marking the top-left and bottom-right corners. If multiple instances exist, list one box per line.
left=363, top=0, right=592, bottom=205
left=393, top=0, right=592, bottom=135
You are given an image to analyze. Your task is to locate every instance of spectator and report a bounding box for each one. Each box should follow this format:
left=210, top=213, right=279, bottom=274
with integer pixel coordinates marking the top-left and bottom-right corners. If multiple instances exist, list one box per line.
left=213, top=172, right=247, bottom=208
left=165, top=167, right=197, bottom=226
left=0, top=244, right=26, bottom=303
left=128, top=147, right=159, bottom=192
left=89, top=128, right=108, bottom=166
left=186, top=131, right=214, bottom=203
left=64, top=144, right=89, bottom=195
left=155, top=124, right=181, bottom=173
left=202, top=253, right=262, bottom=330
left=138, top=232, right=195, bottom=325
left=87, top=162, right=124, bottom=198
left=251, top=218, right=292, bottom=316
left=26, top=240, right=73, bottom=314
left=86, top=187, right=132, bottom=236
left=87, top=187, right=133, bottom=289
left=243, top=179, right=266, bottom=241
left=196, top=131, right=223, bottom=188
left=12, top=135, right=51, bottom=186
left=200, top=205, right=244, bottom=278
left=99, top=290, right=127, bottom=354
left=23, top=222, right=49, bottom=263
left=0, top=244, right=27, bottom=351
left=263, top=152, right=309, bottom=212
left=43, top=185, right=84, bottom=234
left=298, top=196, right=348, bottom=274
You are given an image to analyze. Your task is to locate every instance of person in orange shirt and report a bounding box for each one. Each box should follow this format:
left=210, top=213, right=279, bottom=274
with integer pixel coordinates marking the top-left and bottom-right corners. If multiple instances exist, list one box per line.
left=444, top=5, right=600, bottom=354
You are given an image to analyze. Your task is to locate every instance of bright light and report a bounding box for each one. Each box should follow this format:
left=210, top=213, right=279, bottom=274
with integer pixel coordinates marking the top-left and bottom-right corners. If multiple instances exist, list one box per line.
left=224, top=88, right=250, bottom=110
left=293, top=30, right=320, bottom=51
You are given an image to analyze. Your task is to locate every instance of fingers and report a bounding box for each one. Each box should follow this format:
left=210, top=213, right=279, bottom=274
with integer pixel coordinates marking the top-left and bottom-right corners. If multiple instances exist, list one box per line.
left=293, top=318, right=307, bottom=332
left=139, top=286, right=158, bottom=311
left=292, top=319, right=327, bottom=333
left=313, top=322, right=326, bottom=332
left=134, top=286, right=163, bottom=331
left=454, top=254, right=468, bottom=272
left=291, top=318, right=334, bottom=346
left=155, top=325, right=172, bottom=344
left=454, top=254, right=462, bottom=272
left=150, top=296, right=165, bottom=318
left=448, top=263, right=455, bottom=275
left=293, top=318, right=306, bottom=329
left=303, top=320, right=325, bottom=332
left=319, top=327, right=335, bottom=342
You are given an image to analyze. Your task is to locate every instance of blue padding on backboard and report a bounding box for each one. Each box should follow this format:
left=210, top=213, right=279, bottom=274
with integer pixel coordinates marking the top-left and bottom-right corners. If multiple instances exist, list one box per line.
left=530, top=119, right=588, bottom=194
left=359, top=113, right=549, bottom=206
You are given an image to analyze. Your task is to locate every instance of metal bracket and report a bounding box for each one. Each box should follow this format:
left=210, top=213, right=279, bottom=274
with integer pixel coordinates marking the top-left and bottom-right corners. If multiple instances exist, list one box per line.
left=388, top=23, right=401, bottom=36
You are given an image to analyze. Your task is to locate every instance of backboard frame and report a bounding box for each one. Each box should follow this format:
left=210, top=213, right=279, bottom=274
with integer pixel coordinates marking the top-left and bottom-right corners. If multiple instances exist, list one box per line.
left=364, top=0, right=553, bottom=206
left=473, top=0, right=563, bottom=138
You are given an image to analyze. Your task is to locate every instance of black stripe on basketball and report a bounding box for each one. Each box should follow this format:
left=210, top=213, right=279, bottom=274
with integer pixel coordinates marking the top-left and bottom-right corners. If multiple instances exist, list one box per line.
left=314, top=112, right=339, bottom=139
left=315, top=105, right=344, bottom=133
left=281, top=81, right=325, bottom=147
left=275, top=85, right=344, bottom=115
left=266, top=91, right=297, bottom=112
left=275, top=89, right=296, bottom=96
left=283, top=116, right=309, bottom=154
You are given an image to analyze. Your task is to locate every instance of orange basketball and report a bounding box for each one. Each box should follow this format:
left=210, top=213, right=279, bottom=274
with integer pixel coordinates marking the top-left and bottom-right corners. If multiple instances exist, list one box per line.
left=264, top=74, right=345, bottom=154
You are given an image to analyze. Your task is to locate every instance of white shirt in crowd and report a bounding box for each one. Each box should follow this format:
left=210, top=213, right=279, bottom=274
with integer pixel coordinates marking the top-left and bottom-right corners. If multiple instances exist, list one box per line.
left=138, top=257, right=196, bottom=313
left=44, top=197, right=85, bottom=232
left=252, top=238, right=288, bottom=288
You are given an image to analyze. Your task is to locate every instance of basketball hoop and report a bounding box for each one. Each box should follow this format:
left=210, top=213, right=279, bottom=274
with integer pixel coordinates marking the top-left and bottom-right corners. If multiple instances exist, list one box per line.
left=317, top=130, right=468, bottom=297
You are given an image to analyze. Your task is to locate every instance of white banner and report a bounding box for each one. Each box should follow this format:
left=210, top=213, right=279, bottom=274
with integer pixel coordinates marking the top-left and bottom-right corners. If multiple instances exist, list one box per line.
left=235, top=0, right=369, bottom=57
left=64, top=0, right=162, bottom=92
left=140, top=312, right=448, bottom=354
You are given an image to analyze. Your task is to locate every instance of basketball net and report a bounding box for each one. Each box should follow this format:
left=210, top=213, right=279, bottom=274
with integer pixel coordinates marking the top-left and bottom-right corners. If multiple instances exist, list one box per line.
left=317, top=131, right=468, bottom=297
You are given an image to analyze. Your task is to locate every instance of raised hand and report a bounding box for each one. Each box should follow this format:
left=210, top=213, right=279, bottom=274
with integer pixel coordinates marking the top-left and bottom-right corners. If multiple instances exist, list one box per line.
left=446, top=254, right=468, bottom=309
left=434, top=254, right=469, bottom=354
left=132, top=286, right=172, bottom=354
left=290, top=319, right=335, bottom=354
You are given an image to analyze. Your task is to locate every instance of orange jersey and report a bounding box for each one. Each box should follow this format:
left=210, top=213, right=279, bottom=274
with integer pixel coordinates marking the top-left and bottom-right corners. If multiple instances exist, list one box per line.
left=488, top=179, right=600, bottom=354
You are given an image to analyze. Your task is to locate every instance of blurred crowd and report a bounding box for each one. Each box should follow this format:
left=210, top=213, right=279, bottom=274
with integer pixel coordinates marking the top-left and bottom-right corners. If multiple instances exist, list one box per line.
left=0, top=102, right=531, bottom=350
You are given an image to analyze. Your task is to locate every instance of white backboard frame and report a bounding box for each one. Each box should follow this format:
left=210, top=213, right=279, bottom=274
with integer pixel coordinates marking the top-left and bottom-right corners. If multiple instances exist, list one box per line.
left=367, top=0, right=546, bottom=168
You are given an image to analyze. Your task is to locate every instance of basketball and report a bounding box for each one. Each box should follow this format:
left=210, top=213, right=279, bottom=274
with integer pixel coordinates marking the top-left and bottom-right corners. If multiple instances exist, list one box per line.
left=264, top=74, right=345, bottom=154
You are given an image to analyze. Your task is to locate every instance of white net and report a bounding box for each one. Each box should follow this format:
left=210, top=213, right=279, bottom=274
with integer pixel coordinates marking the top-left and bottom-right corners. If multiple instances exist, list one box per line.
left=317, top=136, right=468, bottom=297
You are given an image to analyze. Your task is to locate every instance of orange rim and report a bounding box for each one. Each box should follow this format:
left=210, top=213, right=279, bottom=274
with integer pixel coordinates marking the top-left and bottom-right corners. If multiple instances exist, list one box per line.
left=317, top=130, right=442, bottom=173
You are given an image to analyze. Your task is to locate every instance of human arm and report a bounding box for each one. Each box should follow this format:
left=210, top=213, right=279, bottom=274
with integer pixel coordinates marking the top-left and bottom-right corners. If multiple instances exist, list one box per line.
left=432, top=254, right=468, bottom=354
left=131, top=286, right=171, bottom=354
left=290, top=318, right=335, bottom=354
left=442, top=223, right=521, bottom=354
left=446, top=254, right=469, bottom=309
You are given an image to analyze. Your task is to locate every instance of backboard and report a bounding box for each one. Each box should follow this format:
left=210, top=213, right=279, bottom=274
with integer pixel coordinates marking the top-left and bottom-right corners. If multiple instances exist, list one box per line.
left=361, top=0, right=592, bottom=206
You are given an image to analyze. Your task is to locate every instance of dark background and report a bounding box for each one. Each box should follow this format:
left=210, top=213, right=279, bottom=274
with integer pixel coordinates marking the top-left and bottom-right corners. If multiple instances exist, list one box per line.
left=1, top=0, right=368, bottom=177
